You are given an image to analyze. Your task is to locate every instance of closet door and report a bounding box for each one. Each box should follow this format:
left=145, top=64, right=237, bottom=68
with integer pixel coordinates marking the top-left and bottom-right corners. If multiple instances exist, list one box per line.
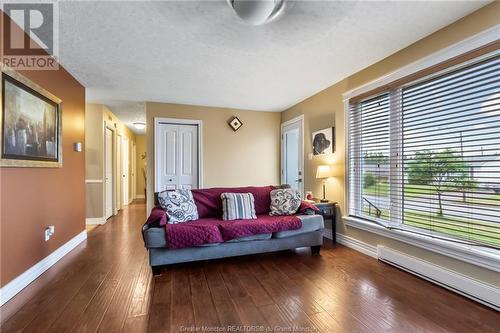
left=155, top=123, right=198, bottom=192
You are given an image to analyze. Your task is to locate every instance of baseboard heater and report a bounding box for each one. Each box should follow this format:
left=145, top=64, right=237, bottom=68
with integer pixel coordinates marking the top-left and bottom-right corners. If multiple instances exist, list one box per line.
left=377, top=246, right=500, bottom=311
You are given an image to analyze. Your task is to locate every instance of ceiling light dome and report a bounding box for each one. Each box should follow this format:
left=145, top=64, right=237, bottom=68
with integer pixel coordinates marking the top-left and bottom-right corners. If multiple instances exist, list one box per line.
left=228, top=0, right=285, bottom=26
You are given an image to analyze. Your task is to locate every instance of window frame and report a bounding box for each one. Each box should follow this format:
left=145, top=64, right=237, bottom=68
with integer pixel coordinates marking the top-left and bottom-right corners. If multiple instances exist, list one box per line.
left=343, top=28, right=500, bottom=271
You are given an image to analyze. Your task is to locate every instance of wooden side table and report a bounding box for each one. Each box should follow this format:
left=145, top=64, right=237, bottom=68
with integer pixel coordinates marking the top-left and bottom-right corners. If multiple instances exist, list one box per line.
left=314, top=201, right=337, bottom=243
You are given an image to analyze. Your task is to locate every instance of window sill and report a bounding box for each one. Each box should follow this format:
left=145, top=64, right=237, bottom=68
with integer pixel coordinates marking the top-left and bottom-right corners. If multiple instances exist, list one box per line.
left=342, top=216, right=500, bottom=273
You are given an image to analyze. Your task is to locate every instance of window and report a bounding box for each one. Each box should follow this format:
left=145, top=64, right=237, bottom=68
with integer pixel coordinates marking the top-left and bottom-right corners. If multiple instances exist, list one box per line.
left=348, top=52, right=500, bottom=249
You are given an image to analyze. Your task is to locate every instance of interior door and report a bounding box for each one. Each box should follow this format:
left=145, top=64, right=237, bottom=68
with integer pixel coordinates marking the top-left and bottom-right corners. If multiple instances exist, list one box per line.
left=105, top=128, right=114, bottom=219
left=155, top=123, right=199, bottom=192
left=116, top=135, right=122, bottom=210
left=122, top=137, right=129, bottom=205
left=281, top=116, right=304, bottom=196
left=132, top=142, right=136, bottom=200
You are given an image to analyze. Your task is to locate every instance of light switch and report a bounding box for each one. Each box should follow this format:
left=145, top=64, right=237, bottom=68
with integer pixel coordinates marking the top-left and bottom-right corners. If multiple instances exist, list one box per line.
left=74, top=142, right=82, bottom=152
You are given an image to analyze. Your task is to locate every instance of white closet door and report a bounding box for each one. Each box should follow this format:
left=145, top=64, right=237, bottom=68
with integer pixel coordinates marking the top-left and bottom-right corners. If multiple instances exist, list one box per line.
left=156, top=123, right=198, bottom=192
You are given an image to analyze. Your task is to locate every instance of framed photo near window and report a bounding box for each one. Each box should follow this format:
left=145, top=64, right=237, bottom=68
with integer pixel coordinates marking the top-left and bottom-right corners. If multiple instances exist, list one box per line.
left=1, top=67, right=62, bottom=167
left=312, top=127, right=335, bottom=155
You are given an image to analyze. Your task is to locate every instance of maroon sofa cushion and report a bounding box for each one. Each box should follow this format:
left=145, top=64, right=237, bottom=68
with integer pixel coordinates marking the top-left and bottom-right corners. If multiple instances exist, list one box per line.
left=191, top=186, right=274, bottom=218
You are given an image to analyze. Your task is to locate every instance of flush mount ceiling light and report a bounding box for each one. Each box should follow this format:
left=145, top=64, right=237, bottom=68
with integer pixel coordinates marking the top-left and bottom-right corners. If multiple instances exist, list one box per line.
left=227, top=0, right=286, bottom=26
left=133, top=122, right=146, bottom=130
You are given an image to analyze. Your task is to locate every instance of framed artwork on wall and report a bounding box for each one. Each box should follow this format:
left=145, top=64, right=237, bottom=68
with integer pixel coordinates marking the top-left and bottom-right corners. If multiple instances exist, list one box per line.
left=1, top=66, right=63, bottom=167
left=312, top=127, right=335, bottom=155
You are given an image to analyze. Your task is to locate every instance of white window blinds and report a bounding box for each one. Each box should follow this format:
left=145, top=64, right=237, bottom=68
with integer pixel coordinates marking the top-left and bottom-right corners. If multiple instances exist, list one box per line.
left=348, top=52, right=500, bottom=249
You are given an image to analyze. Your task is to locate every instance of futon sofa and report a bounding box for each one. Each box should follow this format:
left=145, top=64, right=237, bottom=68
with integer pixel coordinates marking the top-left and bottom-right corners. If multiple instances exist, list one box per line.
left=142, top=186, right=324, bottom=274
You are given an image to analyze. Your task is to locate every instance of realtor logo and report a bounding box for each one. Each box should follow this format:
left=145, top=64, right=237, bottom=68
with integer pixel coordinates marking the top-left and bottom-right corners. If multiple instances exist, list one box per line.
left=1, top=1, right=59, bottom=70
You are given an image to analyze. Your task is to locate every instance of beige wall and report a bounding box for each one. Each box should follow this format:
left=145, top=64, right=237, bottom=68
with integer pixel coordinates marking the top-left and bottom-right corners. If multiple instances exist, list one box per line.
left=146, top=102, right=281, bottom=211
left=135, top=135, right=147, bottom=198
left=85, top=104, right=136, bottom=219
left=281, top=3, right=500, bottom=286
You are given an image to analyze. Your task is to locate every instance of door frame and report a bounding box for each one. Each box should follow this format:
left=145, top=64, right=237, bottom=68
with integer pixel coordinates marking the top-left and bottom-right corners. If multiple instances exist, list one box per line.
left=154, top=117, right=203, bottom=192
left=281, top=114, right=304, bottom=197
left=103, top=123, right=116, bottom=218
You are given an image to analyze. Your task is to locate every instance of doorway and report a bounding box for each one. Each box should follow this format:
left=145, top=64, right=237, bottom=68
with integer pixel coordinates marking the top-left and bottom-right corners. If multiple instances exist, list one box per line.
left=154, top=118, right=202, bottom=192
left=281, top=115, right=304, bottom=196
left=104, top=127, right=114, bottom=219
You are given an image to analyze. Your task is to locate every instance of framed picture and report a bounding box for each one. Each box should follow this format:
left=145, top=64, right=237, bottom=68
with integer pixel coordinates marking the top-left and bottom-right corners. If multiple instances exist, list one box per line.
left=228, top=116, right=243, bottom=131
left=1, top=67, right=62, bottom=167
left=312, top=127, right=335, bottom=155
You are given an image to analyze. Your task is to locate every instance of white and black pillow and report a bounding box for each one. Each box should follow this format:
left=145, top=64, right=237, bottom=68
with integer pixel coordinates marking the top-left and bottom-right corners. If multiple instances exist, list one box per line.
left=269, top=188, right=301, bottom=216
left=221, top=193, right=257, bottom=221
left=157, top=189, right=199, bottom=223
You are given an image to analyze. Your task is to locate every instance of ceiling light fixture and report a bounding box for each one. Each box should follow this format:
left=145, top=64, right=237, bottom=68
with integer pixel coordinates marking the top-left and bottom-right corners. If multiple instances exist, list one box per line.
left=227, top=0, right=285, bottom=26
left=133, top=122, right=146, bottom=130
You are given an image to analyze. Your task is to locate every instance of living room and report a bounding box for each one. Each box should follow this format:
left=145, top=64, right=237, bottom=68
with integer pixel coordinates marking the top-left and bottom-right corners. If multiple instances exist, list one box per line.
left=0, top=1, right=499, bottom=332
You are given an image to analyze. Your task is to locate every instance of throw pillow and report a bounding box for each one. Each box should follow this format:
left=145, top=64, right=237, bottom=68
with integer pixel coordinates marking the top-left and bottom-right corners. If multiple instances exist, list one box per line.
left=269, top=188, right=301, bottom=216
left=157, top=189, right=199, bottom=223
left=221, top=193, right=257, bottom=220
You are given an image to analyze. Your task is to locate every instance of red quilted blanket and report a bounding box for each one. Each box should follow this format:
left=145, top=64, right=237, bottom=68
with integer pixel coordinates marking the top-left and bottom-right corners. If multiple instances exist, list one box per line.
left=165, top=215, right=302, bottom=249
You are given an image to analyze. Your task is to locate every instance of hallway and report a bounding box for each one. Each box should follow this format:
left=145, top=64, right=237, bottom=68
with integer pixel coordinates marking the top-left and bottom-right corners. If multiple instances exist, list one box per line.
left=1, top=202, right=498, bottom=332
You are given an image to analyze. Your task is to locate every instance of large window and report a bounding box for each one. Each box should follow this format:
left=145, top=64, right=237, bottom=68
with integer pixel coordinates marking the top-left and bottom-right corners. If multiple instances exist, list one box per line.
left=348, top=52, right=500, bottom=249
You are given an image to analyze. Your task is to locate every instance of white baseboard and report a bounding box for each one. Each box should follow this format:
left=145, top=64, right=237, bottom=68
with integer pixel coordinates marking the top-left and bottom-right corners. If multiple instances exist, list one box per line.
left=135, top=194, right=145, bottom=199
left=378, top=246, right=500, bottom=311
left=336, top=233, right=378, bottom=258
left=85, top=217, right=106, bottom=225
left=0, top=230, right=87, bottom=306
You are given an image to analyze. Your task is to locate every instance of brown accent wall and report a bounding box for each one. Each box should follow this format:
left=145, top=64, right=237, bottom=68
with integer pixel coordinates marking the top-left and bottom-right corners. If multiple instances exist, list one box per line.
left=281, top=3, right=500, bottom=286
left=0, top=13, right=86, bottom=286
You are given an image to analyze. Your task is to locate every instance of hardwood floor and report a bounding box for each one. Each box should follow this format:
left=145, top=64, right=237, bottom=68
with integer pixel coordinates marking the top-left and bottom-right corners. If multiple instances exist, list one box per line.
left=1, top=201, right=498, bottom=332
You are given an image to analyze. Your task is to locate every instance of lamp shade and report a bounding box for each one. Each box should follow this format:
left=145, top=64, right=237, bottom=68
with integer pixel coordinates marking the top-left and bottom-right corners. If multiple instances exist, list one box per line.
left=316, top=165, right=332, bottom=179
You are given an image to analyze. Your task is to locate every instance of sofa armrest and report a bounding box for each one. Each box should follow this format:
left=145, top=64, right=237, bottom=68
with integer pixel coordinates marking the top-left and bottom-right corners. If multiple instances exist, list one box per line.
left=142, top=223, right=167, bottom=248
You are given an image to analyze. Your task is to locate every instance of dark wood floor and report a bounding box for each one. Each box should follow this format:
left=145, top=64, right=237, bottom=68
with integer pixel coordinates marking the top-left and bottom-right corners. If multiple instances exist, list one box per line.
left=1, top=201, right=498, bottom=332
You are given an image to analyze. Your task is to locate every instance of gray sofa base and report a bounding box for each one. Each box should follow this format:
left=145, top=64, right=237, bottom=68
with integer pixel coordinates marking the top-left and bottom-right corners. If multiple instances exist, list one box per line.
left=148, top=229, right=323, bottom=271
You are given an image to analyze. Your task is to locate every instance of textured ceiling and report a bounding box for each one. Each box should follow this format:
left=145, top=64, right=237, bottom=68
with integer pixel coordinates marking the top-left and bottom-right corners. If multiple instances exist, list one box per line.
left=53, top=1, right=488, bottom=133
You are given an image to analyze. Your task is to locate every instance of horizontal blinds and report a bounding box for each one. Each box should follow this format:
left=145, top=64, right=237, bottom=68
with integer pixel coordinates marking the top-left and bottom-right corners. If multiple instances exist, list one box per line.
left=348, top=51, right=500, bottom=249
left=349, top=94, right=391, bottom=224
left=401, top=54, right=500, bottom=249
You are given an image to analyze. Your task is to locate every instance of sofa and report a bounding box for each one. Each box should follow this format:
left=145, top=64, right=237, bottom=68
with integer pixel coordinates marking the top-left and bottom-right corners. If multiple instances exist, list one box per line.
left=142, top=186, right=324, bottom=275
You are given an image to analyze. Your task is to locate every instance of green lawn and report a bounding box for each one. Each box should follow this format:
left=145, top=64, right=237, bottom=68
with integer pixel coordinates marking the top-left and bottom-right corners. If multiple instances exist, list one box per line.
left=363, top=183, right=433, bottom=198
left=404, top=210, right=500, bottom=246
left=361, top=206, right=500, bottom=247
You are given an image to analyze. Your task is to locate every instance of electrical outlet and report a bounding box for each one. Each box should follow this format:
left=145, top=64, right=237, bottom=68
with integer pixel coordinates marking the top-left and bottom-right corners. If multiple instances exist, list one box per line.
left=45, top=226, right=55, bottom=241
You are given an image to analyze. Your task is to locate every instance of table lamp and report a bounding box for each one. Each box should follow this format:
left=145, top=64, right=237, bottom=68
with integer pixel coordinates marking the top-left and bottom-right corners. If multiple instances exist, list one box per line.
left=316, top=165, right=332, bottom=203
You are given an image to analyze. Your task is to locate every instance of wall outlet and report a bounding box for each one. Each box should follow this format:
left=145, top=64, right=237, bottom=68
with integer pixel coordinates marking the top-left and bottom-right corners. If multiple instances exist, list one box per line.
left=45, top=226, right=55, bottom=241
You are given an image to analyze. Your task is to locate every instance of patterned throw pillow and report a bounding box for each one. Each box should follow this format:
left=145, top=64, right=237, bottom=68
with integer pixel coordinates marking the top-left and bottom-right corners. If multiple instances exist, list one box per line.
left=269, top=188, right=301, bottom=216
left=157, top=189, right=199, bottom=223
left=221, top=193, right=257, bottom=221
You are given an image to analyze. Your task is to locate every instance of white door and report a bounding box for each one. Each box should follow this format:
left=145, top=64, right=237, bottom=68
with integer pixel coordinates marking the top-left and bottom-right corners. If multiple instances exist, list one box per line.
left=281, top=116, right=304, bottom=196
left=116, top=135, right=122, bottom=210
left=122, top=137, right=129, bottom=205
left=155, top=123, right=199, bottom=191
left=132, top=142, right=137, bottom=200
left=105, top=128, right=114, bottom=219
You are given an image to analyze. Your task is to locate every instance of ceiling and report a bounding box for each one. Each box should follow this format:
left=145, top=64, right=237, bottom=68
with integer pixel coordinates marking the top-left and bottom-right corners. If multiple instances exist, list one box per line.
left=53, top=1, right=488, bottom=133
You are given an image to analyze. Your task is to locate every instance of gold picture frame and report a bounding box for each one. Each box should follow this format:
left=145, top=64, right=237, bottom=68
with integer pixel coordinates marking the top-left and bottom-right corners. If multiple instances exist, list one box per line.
left=0, top=65, right=63, bottom=168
